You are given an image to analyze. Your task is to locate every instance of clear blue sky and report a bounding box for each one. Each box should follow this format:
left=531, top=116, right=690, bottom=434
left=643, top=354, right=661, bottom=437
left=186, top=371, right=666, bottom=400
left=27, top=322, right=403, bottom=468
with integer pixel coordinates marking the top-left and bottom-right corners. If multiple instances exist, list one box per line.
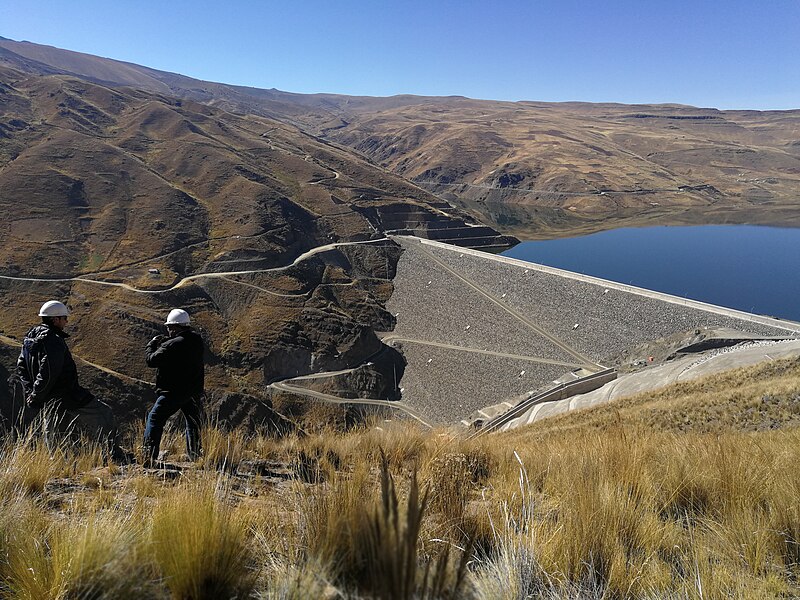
left=2, top=0, right=798, bottom=109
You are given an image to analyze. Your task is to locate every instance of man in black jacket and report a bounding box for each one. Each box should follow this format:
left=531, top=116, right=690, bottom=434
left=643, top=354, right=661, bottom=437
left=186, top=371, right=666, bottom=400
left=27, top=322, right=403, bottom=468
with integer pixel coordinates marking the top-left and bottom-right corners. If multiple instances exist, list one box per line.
left=143, top=308, right=205, bottom=465
left=17, top=300, right=124, bottom=458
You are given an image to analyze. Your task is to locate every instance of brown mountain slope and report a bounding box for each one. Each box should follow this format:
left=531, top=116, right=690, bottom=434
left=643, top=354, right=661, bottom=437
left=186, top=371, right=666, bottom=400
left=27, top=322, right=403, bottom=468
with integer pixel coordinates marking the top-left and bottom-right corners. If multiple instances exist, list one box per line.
left=0, top=64, right=511, bottom=422
left=0, top=37, right=438, bottom=131
left=319, top=100, right=800, bottom=236
left=3, top=36, right=798, bottom=238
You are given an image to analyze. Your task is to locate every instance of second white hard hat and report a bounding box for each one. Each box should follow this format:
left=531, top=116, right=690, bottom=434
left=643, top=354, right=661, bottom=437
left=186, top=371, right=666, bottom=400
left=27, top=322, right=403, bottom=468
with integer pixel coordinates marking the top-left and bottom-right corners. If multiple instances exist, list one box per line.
left=165, top=308, right=190, bottom=325
left=39, top=300, right=70, bottom=317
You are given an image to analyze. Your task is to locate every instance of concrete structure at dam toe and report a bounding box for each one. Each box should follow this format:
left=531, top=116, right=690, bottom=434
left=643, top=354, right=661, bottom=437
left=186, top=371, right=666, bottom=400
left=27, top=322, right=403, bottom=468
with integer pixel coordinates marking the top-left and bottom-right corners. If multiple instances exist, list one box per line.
left=385, top=236, right=800, bottom=426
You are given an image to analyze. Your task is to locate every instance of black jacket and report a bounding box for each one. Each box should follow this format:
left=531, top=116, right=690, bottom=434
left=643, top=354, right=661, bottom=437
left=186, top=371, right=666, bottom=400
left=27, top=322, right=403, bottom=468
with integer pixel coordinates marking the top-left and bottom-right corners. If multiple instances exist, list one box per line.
left=145, top=328, right=204, bottom=397
left=16, top=324, right=93, bottom=411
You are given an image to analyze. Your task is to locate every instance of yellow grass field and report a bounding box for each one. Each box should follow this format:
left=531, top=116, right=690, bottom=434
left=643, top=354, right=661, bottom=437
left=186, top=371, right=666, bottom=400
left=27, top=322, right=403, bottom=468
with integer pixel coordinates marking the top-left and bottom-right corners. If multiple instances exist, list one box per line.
left=1, top=356, right=799, bottom=599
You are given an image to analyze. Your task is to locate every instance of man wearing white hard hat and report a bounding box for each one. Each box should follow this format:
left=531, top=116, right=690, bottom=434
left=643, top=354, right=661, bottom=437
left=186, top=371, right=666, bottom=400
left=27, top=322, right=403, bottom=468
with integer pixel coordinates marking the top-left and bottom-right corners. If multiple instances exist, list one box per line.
left=143, top=308, right=205, bottom=465
left=16, top=300, right=125, bottom=460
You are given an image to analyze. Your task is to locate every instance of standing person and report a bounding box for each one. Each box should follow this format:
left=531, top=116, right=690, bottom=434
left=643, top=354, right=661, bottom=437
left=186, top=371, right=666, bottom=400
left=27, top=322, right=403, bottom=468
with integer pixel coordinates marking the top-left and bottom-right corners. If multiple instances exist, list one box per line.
left=16, top=300, right=125, bottom=460
left=143, top=308, right=205, bottom=465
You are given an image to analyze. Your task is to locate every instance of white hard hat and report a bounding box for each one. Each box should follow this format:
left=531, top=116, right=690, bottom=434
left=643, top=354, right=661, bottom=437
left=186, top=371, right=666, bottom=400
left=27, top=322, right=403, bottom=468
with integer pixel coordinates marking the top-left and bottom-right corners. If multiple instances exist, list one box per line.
left=165, top=308, right=190, bottom=325
left=39, top=300, right=70, bottom=317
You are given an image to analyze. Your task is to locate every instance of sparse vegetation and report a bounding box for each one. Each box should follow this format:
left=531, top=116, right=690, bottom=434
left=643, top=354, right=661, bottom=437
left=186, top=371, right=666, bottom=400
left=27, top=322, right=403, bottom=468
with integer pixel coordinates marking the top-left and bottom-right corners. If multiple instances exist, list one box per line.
left=0, top=357, right=797, bottom=598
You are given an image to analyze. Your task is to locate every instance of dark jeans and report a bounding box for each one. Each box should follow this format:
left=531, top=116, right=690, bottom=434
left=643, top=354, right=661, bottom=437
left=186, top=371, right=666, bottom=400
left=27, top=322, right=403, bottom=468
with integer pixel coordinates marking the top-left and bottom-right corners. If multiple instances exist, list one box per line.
left=143, top=393, right=203, bottom=461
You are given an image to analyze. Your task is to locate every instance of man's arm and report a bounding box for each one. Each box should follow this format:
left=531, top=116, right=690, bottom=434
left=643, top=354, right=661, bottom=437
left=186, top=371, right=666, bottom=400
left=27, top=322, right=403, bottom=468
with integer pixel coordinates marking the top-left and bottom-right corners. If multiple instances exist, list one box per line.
left=146, top=336, right=176, bottom=368
left=29, top=337, right=65, bottom=406
left=16, top=346, right=33, bottom=395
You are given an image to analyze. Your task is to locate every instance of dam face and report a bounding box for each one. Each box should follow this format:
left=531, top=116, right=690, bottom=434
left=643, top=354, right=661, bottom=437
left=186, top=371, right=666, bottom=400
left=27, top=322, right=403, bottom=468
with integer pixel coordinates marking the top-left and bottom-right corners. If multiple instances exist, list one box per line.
left=385, top=236, right=799, bottom=425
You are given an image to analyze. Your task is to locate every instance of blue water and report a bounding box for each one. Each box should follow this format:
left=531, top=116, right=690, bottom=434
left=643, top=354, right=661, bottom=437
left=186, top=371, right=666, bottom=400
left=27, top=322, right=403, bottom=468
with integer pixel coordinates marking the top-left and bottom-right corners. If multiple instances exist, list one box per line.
left=502, top=225, right=800, bottom=322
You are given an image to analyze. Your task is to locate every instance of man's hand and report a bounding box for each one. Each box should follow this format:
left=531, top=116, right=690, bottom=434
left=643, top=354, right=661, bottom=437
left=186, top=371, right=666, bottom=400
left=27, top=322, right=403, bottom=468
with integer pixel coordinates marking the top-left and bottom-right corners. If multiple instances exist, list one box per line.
left=150, top=335, right=167, bottom=346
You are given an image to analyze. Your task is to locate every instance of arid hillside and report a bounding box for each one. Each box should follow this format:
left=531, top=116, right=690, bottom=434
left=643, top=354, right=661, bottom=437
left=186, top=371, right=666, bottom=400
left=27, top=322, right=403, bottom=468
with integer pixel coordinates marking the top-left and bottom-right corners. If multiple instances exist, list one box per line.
left=0, top=40, right=800, bottom=238
left=0, top=61, right=512, bottom=423
left=3, top=36, right=799, bottom=238
left=320, top=100, right=800, bottom=236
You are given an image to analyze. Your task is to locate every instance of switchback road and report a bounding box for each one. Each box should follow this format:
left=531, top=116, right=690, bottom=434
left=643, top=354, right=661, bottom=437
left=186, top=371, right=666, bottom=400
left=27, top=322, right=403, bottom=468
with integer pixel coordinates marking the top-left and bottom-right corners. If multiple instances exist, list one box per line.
left=0, top=238, right=390, bottom=295
left=269, top=379, right=432, bottom=427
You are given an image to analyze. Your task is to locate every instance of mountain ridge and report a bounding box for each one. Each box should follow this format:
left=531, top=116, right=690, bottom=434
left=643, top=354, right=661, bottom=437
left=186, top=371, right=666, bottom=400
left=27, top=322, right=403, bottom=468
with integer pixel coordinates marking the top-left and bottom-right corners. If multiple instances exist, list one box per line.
left=4, top=36, right=798, bottom=238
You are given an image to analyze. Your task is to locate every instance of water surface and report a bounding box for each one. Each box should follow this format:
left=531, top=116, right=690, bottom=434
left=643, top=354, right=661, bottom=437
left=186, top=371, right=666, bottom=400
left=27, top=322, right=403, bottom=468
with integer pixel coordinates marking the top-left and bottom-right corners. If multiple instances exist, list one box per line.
left=502, top=225, right=800, bottom=322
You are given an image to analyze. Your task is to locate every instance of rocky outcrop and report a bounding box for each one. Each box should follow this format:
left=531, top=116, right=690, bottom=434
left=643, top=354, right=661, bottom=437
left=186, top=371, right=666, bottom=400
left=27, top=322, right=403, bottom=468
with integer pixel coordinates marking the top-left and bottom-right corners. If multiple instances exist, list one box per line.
left=280, top=345, right=407, bottom=402
left=481, top=163, right=544, bottom=190
left=263, top=319, right=382, bottom=385
left=204, top=389, right=293, bottom=433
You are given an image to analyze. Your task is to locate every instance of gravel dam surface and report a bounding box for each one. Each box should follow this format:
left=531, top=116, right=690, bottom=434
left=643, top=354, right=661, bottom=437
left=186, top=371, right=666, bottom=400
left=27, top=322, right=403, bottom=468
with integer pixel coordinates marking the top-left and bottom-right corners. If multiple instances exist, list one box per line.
left=386, top=236, right=798, bottom=425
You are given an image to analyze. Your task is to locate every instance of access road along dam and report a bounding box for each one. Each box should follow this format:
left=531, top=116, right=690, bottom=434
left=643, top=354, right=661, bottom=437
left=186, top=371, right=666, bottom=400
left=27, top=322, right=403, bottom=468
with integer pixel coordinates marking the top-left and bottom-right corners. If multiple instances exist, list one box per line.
left=385, top=236, right=800, bottom=427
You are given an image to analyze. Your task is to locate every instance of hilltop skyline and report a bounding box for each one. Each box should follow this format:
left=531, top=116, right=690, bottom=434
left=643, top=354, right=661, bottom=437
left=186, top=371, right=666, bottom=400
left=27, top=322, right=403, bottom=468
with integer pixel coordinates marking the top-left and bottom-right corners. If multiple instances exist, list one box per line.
left=2, top=0, right=799, bottom=110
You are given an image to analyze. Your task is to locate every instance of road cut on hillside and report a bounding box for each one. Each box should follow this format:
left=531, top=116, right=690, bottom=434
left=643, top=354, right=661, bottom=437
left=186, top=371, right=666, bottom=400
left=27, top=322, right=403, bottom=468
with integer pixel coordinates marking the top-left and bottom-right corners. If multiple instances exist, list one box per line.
left=269, top=377, right=432, bottom=428
left=0, top=238, right=390, bottom=294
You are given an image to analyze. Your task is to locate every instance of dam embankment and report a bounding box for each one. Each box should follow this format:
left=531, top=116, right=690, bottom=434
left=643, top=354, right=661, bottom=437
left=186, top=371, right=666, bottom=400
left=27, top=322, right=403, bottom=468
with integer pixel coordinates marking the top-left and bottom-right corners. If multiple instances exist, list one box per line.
left=385, top=236, right=799, bottom=425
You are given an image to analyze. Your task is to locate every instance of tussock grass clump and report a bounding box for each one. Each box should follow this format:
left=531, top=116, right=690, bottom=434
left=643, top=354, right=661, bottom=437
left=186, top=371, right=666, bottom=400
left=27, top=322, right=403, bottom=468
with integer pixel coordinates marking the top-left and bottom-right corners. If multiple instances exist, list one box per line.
left=363, top=453, right=471, bottom=600
left=256, top=560, right=339, bottom=599
left=536, top=442, right=678, bottom=595
left=0, top=436, right=61, bottom=497
left=150, top=482, right=255, bottom=599
left=5, top=513, right=156, bottom=600
left=0, top=425, right=105, bottom=498
left=298, top=461, right=374, bottom=576
left=0, top=494, right=46, bottom=588
left=251, top=506, right=338, bottom=599
left=423, top=452, right=472, bottom=530
left=355, top=422, right=429, bottom=468
left=298, top=450, right=470, bottom=598
left=200, top=424, right=247, bottom=471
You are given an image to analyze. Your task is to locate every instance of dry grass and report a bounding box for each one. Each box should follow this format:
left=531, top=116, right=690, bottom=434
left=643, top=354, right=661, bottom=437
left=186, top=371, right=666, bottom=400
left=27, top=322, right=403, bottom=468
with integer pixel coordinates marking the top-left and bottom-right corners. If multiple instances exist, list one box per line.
left=6, top=512, right=157, bottom=600
left=0, top=356, right=797, bottom=598
left=200, top=423, right=247, bottom=471
left=150, top=481, right=255, bottom=599
left=0, top=421, right=105, bottom=498
left=466, top=428, right=800, bottom=599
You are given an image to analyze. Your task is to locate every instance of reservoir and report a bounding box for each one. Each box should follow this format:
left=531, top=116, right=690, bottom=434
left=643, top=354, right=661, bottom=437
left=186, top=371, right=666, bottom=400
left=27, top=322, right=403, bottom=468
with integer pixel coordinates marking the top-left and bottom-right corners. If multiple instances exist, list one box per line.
left=502, top=225, right=800, bottom=323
